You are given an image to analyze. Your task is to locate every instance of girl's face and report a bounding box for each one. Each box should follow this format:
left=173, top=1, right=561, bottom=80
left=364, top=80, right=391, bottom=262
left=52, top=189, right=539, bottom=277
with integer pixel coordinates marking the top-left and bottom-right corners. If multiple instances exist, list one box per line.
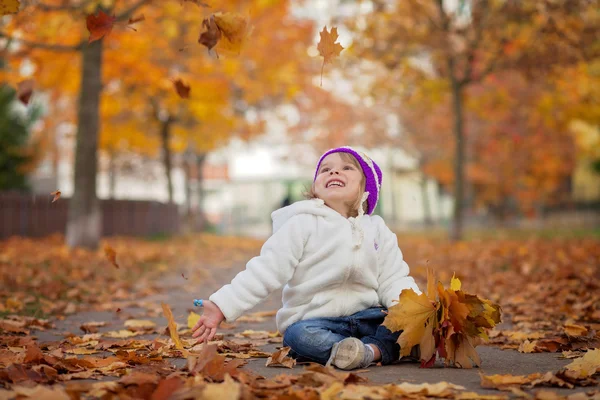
left=314, top=153, right=363, bottom=215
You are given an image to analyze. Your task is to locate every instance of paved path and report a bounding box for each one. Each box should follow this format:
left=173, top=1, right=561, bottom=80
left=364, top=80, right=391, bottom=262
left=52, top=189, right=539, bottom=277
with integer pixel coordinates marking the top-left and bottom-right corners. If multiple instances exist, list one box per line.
left=35, top=261, right=588, bottom=396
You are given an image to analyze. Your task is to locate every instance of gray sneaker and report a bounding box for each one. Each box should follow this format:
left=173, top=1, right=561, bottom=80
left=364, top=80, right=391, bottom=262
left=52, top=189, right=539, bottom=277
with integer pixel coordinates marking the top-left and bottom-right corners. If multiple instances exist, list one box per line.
left=326, top=337, right=369, bottom=370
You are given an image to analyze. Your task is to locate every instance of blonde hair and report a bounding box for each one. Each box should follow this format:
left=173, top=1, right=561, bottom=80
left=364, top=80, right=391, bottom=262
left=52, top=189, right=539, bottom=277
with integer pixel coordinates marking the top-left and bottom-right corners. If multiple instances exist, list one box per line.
left=304, top=152, right=368, bottom=218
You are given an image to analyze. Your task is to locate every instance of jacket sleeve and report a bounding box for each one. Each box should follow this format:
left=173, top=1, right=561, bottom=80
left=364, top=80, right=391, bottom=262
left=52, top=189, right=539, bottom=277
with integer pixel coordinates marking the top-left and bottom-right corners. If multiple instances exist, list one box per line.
left=209, top=215, right=307, bottom=322
left=375, top=217, right=422, bottom=308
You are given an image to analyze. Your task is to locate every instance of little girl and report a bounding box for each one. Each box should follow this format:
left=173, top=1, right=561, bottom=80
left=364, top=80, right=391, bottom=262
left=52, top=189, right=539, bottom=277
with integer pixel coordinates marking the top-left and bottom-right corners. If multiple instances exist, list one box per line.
left=192, top=146, right=421, bottom=370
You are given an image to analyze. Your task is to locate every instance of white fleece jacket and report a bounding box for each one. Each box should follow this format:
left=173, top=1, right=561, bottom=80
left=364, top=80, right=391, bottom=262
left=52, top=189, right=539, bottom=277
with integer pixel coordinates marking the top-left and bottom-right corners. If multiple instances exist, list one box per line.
left=209, top=198, right=421, bottom=334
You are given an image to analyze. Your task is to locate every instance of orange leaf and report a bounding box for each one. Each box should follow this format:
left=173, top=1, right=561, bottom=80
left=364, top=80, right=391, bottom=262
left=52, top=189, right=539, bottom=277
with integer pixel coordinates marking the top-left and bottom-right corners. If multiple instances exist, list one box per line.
left=173, top=79, right=190, bottom=99
left=86, top=10, right=116, bottom=43
left=198, top=15, right=222, bottom=50
left=17, top=79, right=34, bottom=105
left=104, top=245, right=119, bottom=269
left=0, top=0, right=19, bottom=16
left=161, top=302, right=185, bottom=352
left=50, top=190, right=61, bottom=203
left=317, top=26, right=344, bottom=85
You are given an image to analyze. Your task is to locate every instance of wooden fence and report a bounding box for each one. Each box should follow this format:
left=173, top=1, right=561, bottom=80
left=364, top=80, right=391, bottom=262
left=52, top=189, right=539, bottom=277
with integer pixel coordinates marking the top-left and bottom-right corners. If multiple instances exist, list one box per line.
left=0, top=192, right=181, bottom=240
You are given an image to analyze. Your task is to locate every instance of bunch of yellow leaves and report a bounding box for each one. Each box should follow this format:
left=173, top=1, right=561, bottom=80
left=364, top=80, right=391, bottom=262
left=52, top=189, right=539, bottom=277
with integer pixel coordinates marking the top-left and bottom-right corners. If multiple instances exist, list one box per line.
left=383, top=270, right=502, bottom=368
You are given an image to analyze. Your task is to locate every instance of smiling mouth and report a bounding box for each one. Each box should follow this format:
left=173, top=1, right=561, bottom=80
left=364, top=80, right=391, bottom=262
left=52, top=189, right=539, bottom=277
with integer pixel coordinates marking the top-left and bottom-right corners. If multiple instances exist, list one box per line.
left=326, top=180, right=345, bottom=188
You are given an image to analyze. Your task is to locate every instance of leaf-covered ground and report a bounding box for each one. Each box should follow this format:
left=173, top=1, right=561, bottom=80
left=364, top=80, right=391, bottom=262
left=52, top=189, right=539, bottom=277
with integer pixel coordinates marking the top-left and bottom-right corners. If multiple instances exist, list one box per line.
left=0, top=232, right=599, bottom=399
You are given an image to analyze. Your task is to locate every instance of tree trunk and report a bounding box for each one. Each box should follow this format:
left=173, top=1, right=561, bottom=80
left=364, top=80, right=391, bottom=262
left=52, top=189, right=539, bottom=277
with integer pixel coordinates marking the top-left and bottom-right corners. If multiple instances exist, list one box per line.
left=449, top=61, right=466, bottom=241
left=184, top=151, right=193, bottom=217
left=420, top=173, right=433, bottom=226
left=195, top=153, right=207, bottom=231
left=160, top=119, right=174, bottom=204
left=108, top=150, right=116, bottom=199
left=66, top=39, right=103, bottom=249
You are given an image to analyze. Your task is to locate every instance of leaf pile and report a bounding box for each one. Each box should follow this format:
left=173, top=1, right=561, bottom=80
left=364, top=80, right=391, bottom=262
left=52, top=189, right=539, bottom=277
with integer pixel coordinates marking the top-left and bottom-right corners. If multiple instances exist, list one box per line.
left=384, top=271, right=502, bottom=368
left=400, top=237, right=600, bottom=353
left=0, top=233, right=262, bottom=319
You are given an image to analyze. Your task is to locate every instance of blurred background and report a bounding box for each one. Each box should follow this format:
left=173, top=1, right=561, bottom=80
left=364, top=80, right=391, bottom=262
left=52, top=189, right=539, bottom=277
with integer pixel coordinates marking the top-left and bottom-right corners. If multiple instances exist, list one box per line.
left=0, top=0, right=599, bottom=248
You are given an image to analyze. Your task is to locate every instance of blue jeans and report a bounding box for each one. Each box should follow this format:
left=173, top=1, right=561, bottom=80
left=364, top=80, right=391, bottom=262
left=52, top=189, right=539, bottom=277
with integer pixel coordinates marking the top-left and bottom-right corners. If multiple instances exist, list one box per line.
left=282, top=307, right=401, bottom=365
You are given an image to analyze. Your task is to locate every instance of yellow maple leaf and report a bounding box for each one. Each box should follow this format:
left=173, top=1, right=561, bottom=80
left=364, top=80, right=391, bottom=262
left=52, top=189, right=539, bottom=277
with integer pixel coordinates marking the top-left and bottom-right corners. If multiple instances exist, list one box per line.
left=383, top=289, right=437, bottom=357
left=0, top=0, right=19, bottom=16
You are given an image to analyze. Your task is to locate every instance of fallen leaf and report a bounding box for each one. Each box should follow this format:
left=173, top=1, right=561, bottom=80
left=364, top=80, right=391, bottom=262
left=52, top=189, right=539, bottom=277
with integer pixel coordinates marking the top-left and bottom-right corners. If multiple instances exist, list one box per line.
left=104, top=245, right=119, bottom=268
left=12, top=385, right=70, bottom=399
left=119, top=371, right=160, bottom=386
left=0, top=0, right=19, bottom=16
left=173, top=79, right=190, bottom=99
left=394, top=381, right=466, bottom=397
left=124, top=319, right=156, bottom=331
left=22, top=344, right=44, bottom=365
left=266, top=346, right=296, bottom=368
left=16, top=79, right=34, bottom=105
left=86, top=10, right=116, bottom=43
left=103, top=329, right=142, bottom=338
left=564, top=323, right=588, bottom=337
left=202, top=374, right=241, bottom=399
left=564, top=349, right=600, bottom=378
left=80, top=321, right=108, bottom=333
left=480, top=373, right=542, bottom=389
left=150, top=377, right=183, bottom=400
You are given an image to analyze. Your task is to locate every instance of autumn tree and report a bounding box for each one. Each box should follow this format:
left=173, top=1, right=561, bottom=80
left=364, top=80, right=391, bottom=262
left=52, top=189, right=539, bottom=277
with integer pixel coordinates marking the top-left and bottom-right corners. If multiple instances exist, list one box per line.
left=1, top=0, right=151, bottom=249
left=349, top=0, right=600, bottom=239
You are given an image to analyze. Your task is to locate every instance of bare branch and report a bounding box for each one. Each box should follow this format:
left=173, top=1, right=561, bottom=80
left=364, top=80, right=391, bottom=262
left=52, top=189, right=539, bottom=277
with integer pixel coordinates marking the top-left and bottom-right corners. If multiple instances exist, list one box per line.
left=31, top=0, right=95, bottom=12
left=0, top=31, right=82, bottom=52
left=115, top=0, right=150, bottom=22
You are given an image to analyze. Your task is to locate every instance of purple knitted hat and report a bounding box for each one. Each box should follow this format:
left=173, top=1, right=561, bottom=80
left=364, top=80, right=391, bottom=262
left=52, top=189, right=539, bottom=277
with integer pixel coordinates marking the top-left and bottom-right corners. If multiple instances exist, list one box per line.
left=313, top=146, right=382, bottom=215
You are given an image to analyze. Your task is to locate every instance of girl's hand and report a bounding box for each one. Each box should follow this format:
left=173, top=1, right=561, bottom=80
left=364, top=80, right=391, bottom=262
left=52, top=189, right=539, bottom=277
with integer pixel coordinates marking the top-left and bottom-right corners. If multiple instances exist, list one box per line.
left=191, top=300, right=225, bottom=343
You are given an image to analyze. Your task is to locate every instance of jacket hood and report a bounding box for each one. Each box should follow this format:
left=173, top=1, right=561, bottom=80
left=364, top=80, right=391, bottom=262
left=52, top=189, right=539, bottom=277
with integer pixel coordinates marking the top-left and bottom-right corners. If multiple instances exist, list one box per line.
left=271, top=199, right=334, bottom=233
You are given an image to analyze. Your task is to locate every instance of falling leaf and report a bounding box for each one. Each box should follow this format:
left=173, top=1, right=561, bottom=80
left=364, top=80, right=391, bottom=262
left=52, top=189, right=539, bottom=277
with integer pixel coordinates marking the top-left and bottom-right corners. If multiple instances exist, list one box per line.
left=161, top=302, right=185, bottom=352
left=116, top=308, right=122, bottom=313
left=16, top=79, right=34, bottom=105
left=198, top=15, right=222, bottom=50
left=181, top=273, right=188, bottom=280
left=266, top=346, right=296, bottom=368
left=50, top=190, right=61, bottom=203
left=86, top=10, right=116, bottom=43
left=317, top=26, right=344, bottom=85
left=213, top=12, right=250, bottom=55
left=173, top=79, right=190, bottom=99
left=104, top=245, right=119, bottom=268
left=0, top=0, right=19, bottom=16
